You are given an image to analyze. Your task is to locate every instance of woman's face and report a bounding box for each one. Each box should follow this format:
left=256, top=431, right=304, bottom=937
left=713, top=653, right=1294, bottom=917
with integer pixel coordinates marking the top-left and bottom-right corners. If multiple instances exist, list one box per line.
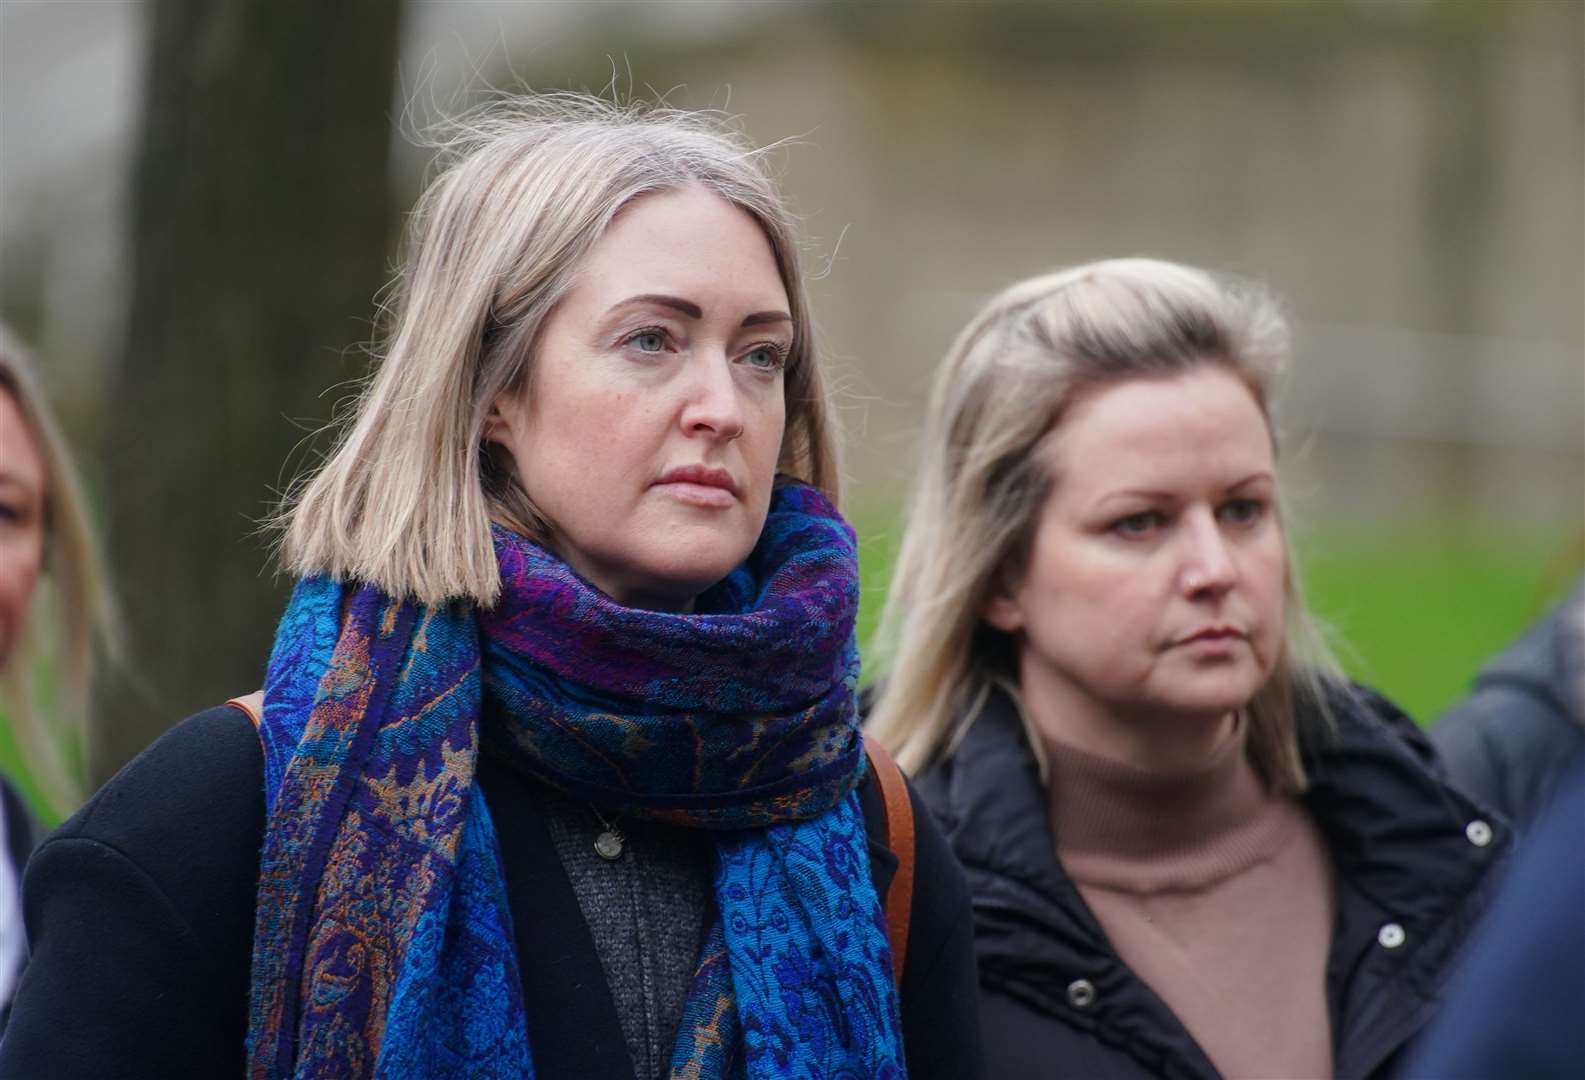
left=0, top=387, right=46, bottom=670
left=488, top=184, right=792, bottom=611
left=986, top=365, right=1287, bottom=743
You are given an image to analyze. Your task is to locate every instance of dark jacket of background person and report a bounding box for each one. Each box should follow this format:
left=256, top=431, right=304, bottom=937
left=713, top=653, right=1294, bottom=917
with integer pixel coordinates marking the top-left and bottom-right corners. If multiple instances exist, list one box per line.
left=1404, top=758, right=1585, bottom=1079
left=0, top=704, right=981, bottom=1080
left=1432, top=577, right=1585, bottom=826
left=917, top=686, right=1509, bottom=1080
left=0, top=777, right=34, bottom=900
left=0, top=774, right=37, bottom=1032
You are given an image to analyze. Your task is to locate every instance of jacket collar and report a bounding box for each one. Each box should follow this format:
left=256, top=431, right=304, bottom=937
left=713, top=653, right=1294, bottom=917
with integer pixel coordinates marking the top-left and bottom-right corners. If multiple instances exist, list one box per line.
left=937, top=683, right=1506, bottom=914
left=1299, top=685, right=1505, bottom=936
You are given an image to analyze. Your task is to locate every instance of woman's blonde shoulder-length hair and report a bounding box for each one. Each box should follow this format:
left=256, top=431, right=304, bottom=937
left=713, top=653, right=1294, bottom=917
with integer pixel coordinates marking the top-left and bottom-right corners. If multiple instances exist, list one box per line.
left=866, top=257, right=1345, bottom=793
left=0, top=325, right=117, bottom=813
left=279, top=93, right=841, bottom=606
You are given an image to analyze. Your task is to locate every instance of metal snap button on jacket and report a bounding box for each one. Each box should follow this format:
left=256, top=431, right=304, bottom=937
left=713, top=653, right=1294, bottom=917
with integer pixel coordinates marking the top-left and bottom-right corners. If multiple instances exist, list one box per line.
left=1067, top=978, right=1097, bottom=1008
left=1377, top=922, right=1406, bottom=949
left=1465, top=819, right=1493, bottom=847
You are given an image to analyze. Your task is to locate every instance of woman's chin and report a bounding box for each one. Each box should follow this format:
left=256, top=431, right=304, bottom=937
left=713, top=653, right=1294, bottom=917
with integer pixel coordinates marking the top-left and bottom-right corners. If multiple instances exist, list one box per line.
left=599, top=553, right=748, bottom=612
left=1145, top=669, right=1266, bottom=722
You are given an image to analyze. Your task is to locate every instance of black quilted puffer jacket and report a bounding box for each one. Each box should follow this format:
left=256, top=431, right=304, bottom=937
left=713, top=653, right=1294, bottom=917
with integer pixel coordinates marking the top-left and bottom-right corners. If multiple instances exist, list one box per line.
left=917, top=685, right=1511, bottom=1080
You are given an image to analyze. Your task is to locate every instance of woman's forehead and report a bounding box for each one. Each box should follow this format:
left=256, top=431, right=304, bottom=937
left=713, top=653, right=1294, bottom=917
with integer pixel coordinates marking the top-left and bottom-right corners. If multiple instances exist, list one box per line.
left=572, top=186, right=787, bottom=308
left=1043, top=369, right=1274, bottom=495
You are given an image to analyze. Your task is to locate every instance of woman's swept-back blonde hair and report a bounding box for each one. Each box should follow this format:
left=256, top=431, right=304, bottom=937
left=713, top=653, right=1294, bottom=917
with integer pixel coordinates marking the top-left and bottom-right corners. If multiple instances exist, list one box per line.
left=0, top=326, right=117, bottom=814
left=866, top=258, right=1342, bottom=791
left=280, top=94, right=840, bottom=606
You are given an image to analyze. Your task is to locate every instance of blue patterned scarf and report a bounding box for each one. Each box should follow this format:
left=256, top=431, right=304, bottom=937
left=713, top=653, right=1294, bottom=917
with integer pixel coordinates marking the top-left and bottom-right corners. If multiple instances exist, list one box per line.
left=245, top=481, right=906, bottom=1079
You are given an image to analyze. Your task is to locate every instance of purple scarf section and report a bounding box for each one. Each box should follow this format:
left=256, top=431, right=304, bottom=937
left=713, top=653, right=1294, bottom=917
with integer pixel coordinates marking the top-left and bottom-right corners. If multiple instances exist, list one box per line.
left=477, top=480, right=864, bottom=824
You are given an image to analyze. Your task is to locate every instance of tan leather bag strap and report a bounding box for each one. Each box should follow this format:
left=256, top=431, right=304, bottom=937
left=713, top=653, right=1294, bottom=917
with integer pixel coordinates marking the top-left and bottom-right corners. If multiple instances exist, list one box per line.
left=864, top=735, right=915, bottom=986
left=227, top=690, right=265, bottom=730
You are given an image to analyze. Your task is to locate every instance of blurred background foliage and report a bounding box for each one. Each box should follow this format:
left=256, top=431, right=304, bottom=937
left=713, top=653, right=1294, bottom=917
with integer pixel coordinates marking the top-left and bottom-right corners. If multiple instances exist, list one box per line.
left=1, top=0, right=1580, bottom=821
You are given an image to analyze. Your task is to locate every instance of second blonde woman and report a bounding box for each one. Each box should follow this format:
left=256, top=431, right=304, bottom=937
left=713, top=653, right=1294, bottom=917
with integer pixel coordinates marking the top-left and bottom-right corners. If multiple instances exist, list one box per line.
left=868, top=259, right=1507, bottom=1080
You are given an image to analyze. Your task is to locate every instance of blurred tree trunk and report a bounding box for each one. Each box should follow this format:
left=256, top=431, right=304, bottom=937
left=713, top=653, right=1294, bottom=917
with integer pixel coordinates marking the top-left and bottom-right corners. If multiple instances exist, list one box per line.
left=97, top=1, right=401, bottom=781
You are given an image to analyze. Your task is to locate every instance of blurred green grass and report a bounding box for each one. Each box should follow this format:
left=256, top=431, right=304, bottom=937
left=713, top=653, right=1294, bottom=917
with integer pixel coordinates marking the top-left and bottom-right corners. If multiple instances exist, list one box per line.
left=0, top=706, right=62, bottom=827
left=854, top=507, right=1572, bottom=726
left=1293, top=527, right=1567, bottom=722
left=1, top=655, right=82, bottom=828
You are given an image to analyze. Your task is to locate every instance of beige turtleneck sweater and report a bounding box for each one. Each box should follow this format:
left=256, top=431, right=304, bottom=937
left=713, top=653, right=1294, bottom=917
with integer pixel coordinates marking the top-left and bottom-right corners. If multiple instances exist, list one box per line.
left=1047, top=721, right=1336, bottom=1080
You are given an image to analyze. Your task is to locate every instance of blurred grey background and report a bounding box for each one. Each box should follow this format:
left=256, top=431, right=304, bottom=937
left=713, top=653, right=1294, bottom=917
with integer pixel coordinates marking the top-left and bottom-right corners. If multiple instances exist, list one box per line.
left=1, top=0, right=1580, bottom=785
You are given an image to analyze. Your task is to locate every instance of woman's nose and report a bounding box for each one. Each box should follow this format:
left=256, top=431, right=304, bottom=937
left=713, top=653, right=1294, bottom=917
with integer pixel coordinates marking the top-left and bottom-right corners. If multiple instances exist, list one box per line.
left=1179, top=511, right=1237, bottom=596
left=679, top=355, right=745, bottom=441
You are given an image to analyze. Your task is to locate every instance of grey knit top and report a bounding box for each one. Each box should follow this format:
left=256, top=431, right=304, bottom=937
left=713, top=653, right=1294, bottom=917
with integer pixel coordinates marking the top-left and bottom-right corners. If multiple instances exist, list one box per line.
left=542, top=793, right=713, bottom=1080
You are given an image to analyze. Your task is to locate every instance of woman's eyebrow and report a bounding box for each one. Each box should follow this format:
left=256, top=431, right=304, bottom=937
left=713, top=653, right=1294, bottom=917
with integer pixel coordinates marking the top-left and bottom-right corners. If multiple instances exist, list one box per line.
left=741, top=311, right=792, bottom=328
left=610, top=294, right=702, bottom=319
left=607, top=294, right=791, bottom=329
left=0, top=471, right=37, bottom=494
left=1227, top=471, right=1276, bottom=490
left=1091, top=488, right=1175, bottom=510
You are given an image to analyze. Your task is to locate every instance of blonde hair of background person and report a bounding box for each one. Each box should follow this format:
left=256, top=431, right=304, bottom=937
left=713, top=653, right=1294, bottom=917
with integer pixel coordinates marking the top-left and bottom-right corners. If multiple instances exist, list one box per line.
left=279, top=94, right=840, bottom=604
left=0, top=326, right=116, bottom=816
left=865, top=258, right=1343, bottom=786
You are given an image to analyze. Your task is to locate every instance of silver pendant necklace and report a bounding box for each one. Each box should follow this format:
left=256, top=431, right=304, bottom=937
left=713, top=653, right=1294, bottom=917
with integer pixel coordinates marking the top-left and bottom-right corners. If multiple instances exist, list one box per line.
left=589, top=805, right=625, bottom=861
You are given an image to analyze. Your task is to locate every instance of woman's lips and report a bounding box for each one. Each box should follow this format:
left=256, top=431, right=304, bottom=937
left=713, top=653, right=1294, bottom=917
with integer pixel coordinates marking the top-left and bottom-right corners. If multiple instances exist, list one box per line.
left=654, top=465, right=737, bottom=508
left=1184, top=626, right=1242, bottom=642
left=1173, top=626, right=1247, bottom=655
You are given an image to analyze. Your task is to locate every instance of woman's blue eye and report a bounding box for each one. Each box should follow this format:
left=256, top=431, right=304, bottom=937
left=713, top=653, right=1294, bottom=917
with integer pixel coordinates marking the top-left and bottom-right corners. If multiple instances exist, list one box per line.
left=744, top=345, right=785, bottom=371
left=1219, top=499, right=1265, bottom=526
left=1112, top=511, right=1161, bottom=537
left=631, top=331, right=666, bottom=353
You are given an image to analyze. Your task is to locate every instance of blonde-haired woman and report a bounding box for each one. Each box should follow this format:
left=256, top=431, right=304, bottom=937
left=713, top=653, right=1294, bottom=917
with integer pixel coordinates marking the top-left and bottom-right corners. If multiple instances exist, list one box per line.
left=867, top=259, right=1507, bottom=1079
left=0, top=328, right=114, bottom=1029
left=0, top=97, right=978, bottom=1079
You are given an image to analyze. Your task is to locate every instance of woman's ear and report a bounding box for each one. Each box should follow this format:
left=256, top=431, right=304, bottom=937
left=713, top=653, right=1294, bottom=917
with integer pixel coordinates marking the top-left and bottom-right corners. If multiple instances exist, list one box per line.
left=481, top=395, right=514, bottom=448
left=982, top=585, right=1025, bottom=634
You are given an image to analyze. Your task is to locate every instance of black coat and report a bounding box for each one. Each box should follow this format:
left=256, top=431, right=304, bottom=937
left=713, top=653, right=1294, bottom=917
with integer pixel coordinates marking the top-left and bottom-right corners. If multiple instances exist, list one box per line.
left=916, top=687, right=1510, bottom=1080
left=0, top=705, right=981, bottom=1079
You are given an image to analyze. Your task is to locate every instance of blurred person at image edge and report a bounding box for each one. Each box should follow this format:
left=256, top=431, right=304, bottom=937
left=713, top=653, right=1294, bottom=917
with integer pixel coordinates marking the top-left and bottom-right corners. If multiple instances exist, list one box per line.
left=0, top=326, right=115, bottom=1031
left=865, top=259, right=1511, bottom=1079
left=1404, top=754, right=1585, bottom=1078
left=1432, top=575, right=1584, bottom=826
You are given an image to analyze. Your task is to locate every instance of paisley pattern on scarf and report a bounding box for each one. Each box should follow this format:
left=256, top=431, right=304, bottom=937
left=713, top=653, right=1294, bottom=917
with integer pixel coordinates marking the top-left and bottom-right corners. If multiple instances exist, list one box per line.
left=244, top=482, right=906, bottom=1079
